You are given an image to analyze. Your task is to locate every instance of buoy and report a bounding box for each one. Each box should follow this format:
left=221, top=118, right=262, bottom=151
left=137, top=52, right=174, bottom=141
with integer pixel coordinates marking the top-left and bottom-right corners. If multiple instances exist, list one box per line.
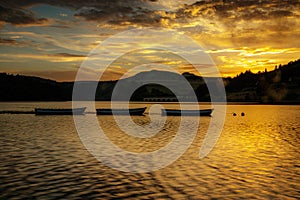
left=241, top=112, right=245, bottom=116
left=233, top=112, right=237, bottom=116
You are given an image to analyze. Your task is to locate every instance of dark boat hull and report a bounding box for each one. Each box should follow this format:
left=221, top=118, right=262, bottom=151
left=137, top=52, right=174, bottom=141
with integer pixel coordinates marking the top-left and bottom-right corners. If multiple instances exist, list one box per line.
left=35, top=107, right=86, bottom=115
left=162, top=109, right=213, bottom=116
left=96, top=107, right=146, bottom=116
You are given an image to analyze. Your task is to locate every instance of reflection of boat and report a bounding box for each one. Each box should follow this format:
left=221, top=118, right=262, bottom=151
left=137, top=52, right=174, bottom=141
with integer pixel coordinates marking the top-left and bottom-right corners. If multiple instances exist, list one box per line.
left=96, top=107, right=146, bottom=115
left=162, top=108, right=213, bottom=116
left=35, top=107, right=86, bottom=115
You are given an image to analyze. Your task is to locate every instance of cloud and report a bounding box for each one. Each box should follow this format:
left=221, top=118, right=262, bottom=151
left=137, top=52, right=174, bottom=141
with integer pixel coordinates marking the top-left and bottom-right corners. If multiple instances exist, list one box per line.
left=52, top=53, right=86, bottom=58
left=174, top=0, right=299, bottom=25
left=73, top=5, right=164, bottom=26
left=3, top=0, right=175, bottom=27
left=7, top=0, right=161, bottom=10
left=49, top=24, right=71, bottom=29
left=0, top=38, right=20, bottom=46
left=208, top=46, right=300, bottom=77
left=0, top=37, right=36, bottom=47
left=1, top=0, right=299, bottom=80
left=2, top=31, right=98, bottom=53
left=4, top=0, right=299, bottom=29
left=0, top=53, right=86, bottom=63
left=0, top=2, right=48, bottom=27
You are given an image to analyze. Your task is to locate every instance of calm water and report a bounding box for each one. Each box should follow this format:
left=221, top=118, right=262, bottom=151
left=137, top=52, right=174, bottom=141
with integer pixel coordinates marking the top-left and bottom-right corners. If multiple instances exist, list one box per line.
left=0, top=102, right=299, bottom=199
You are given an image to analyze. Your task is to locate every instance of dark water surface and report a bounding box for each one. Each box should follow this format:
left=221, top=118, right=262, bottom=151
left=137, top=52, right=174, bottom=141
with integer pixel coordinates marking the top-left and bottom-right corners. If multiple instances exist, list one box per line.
left=0, top=102, right=299, bottom=199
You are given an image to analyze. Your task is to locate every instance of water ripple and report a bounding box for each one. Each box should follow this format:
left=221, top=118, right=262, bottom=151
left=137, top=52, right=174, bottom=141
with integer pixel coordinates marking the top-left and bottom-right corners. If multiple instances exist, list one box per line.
left=0, top=103, right=299, bottom=199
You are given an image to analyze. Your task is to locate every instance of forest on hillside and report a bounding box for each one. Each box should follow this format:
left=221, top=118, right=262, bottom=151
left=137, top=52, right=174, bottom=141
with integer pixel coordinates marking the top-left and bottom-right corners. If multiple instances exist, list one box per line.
left=0, top=59, right=299, bottom=103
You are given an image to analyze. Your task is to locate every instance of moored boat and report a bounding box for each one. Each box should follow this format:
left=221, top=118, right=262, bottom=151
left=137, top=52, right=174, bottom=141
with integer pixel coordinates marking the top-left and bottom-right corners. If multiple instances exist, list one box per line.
left=162, top=108, right=213, bottom=116
left=35, top=107, right=86, bottom=115
left=96, top=107, right=146, bottom=115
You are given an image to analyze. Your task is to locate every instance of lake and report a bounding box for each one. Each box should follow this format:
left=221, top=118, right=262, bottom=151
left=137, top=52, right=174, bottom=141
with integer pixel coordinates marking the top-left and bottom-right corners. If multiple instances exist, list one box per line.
left=0, top=102, right=299, bottom=199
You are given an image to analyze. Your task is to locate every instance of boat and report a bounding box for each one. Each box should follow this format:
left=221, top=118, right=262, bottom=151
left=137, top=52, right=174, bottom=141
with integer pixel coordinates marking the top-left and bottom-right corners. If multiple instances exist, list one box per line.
left=96, top=107, right=146, bottom=115
left=35, top=107, right=86, bottom=115
left=162, top=108, right=213, bottom=116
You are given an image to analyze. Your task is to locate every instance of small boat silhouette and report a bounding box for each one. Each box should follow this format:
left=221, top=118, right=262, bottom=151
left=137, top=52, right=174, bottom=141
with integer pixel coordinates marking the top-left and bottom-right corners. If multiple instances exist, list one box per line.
left=35, top=107, right=86, bottom=115
left=162, top=109, right=213, bottom=116
left=96, top=107, right=146, bottom=115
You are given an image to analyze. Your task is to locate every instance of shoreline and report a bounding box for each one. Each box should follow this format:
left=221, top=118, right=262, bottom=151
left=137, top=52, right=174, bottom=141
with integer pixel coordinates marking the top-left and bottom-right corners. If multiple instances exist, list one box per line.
left=0, top=101, right=299, bottom=105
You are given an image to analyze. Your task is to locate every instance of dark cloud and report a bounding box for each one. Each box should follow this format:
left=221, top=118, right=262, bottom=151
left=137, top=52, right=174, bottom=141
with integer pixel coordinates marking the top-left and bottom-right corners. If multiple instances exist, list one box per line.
left=2, top=0, right=163, bottom=26
left=52, top=53, right=86, bottom=57
left=0, top=2, right=47, bottom=26
left=1, top=0, right=299, bottom=29
left=49, top=25, right=71, bottom=29
left=269, top=10, right=294, bottom=18
left=74, top=0, right=299, bottom=28
left=5, top=0, right=157, bottom=9
left=174, top=0, right=299, bottom=45
left=0, top=37, right=33, bottom=47
left=71, top=1, right=164, bottom=26
left=176, top=0, right=299, bottom=21
left=0, top=38, right=18, bottom=45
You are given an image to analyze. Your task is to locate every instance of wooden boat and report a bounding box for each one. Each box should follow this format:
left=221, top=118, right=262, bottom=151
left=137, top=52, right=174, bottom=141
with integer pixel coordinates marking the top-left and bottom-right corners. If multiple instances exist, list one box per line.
left=96, top=107, right=146, bottom=115
left=35, top=107, right=86, bottom=115
left=162, top=108, right=213, bottom=116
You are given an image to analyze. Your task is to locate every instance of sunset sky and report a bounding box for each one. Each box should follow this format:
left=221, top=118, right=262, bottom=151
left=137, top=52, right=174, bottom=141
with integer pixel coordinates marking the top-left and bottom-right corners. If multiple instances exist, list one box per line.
left=0, top=0, right=299, bottom=81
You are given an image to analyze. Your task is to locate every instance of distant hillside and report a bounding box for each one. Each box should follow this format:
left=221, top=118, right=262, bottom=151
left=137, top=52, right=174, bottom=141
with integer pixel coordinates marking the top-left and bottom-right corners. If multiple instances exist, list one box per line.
left=0, top=59, right=299, bottom=103
left=225, top=59, right=300, bottom=103
left=0, top=73, right=72, bottom=101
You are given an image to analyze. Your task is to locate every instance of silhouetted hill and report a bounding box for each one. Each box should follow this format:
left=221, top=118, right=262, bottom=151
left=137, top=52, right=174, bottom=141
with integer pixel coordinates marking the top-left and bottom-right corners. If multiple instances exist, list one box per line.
left=0, top=73, right=72, bottom=101
left=225, top=59, right=300, bottom=103
left=0, top=59, right=299, bottom=103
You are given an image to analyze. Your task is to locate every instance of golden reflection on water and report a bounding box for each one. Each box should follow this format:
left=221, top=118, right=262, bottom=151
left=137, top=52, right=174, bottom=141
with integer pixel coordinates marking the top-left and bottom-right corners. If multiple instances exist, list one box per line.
left=99, top=115, right=180, bottom=153
left=0, top=102, right=299, bottom=199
